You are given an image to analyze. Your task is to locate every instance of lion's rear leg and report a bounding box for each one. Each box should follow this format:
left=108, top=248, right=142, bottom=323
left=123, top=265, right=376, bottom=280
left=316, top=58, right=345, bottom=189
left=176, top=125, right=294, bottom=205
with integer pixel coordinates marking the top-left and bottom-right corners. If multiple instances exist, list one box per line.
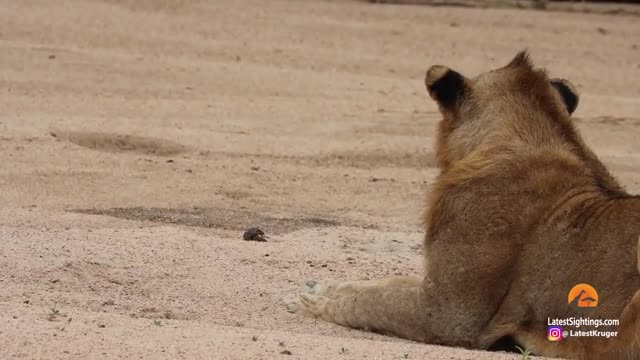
left=292, top=276, right=426, bottom=341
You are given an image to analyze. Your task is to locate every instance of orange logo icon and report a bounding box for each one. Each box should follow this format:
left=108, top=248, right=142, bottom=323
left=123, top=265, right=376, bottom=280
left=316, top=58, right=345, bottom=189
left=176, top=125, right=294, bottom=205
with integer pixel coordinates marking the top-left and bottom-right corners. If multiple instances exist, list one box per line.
left=568, top=284, right=598, bottom=308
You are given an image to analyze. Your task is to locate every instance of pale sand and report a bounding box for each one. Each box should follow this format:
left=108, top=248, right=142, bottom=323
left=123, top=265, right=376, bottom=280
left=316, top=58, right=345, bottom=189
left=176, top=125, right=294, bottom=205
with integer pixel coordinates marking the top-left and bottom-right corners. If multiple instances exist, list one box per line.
left=0, top=0, right=639, bottom=358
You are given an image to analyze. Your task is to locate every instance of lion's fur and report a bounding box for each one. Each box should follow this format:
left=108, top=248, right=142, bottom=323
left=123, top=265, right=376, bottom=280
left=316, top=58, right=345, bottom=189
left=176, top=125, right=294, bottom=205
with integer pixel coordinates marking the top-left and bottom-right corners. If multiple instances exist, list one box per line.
left=292, top=52, right=640, bottom=359
left=424, top=51, right=640, bottom=358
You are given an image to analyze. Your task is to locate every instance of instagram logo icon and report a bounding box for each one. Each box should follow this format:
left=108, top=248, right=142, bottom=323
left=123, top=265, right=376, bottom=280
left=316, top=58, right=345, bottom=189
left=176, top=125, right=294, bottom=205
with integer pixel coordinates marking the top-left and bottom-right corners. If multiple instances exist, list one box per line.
left=547, top=326, right=563, bottom=342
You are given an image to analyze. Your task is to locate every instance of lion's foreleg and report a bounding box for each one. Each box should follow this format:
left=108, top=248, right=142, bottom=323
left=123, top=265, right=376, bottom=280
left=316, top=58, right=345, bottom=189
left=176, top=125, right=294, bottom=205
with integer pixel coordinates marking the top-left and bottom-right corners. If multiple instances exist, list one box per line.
left=294, top=277, right=426, bottom=341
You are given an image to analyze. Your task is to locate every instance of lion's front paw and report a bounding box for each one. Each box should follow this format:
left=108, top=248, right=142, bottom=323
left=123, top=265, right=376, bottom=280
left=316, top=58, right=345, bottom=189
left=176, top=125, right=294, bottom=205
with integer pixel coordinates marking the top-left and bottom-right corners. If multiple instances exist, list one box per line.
left=303, top=279, right=341, bottom=297
left=283, top=295, right=301, bottom=314
left=285, top=279, right=338, bottom=317
left=298, top=293, right=329, bottom=319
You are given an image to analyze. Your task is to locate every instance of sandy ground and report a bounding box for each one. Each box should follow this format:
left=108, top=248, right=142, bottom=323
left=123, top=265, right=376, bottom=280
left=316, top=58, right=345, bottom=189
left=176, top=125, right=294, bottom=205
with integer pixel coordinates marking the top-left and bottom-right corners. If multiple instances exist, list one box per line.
left=0, top=0, right=639, bottom=359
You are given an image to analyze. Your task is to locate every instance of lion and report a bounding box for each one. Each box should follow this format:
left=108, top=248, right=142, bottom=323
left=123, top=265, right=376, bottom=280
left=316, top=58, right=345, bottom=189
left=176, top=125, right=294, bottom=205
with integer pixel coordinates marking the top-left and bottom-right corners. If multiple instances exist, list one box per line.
left=287, top=51, right=640, bottom=359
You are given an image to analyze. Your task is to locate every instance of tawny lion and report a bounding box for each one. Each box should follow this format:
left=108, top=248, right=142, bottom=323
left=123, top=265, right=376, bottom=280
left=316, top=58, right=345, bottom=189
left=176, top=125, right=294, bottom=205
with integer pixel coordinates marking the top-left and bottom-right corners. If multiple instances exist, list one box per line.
left=289, top=52, right=640, bottom=359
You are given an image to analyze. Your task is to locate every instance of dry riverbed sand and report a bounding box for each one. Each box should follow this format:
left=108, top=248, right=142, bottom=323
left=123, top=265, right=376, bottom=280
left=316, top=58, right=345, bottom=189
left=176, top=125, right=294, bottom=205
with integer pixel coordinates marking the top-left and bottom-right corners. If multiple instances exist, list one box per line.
left=1, top=0, right=639, bottom=358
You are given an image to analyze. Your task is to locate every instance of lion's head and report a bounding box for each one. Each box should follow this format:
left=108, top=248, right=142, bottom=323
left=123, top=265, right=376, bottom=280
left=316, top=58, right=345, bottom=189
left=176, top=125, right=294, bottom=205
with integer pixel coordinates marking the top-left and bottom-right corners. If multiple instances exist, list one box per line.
left=425, top=51, right=624, bottom=195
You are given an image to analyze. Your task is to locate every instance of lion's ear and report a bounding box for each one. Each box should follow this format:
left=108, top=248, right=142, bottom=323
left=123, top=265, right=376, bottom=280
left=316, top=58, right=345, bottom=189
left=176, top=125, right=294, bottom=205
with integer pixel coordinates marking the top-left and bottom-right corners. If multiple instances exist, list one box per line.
left=425, top=65, right=467, bottom=109
left=507, top=50, right=532, bottom=69
left=551, top=78, right=579, bottom=115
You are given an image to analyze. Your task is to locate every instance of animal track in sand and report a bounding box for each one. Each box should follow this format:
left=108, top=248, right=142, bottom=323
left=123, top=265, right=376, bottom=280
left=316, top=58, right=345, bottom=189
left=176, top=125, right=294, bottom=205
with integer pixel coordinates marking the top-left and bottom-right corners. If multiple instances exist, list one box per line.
left=51, top=131, right=187, bottom=156
left=70, top=207, right=340, bottom=235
